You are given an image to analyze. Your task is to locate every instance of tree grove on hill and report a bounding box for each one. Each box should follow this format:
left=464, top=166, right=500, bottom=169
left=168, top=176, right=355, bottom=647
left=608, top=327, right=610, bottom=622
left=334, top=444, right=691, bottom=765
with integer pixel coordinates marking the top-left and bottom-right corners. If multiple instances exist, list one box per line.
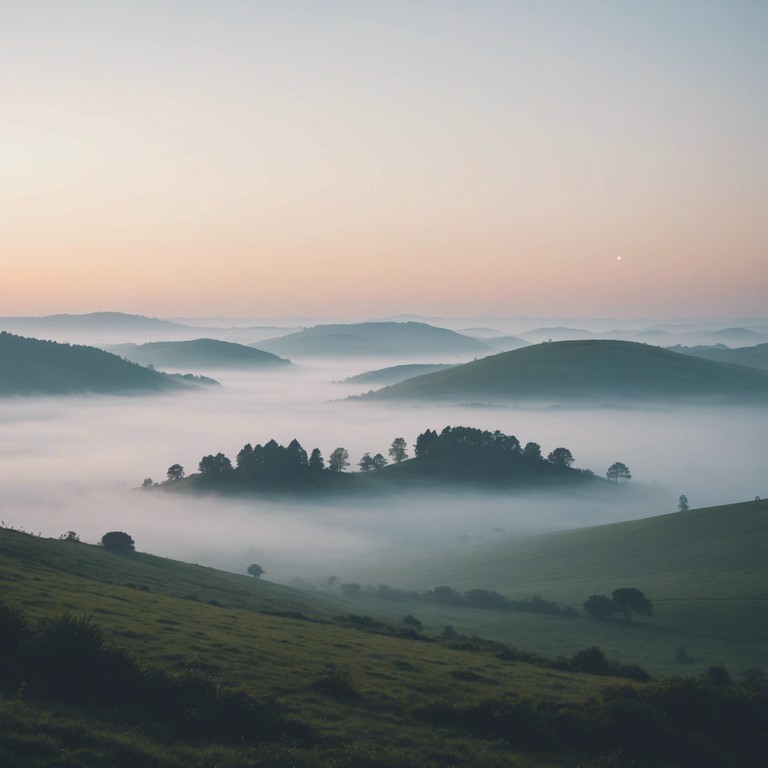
left=584, top=588, right=653, bottom=622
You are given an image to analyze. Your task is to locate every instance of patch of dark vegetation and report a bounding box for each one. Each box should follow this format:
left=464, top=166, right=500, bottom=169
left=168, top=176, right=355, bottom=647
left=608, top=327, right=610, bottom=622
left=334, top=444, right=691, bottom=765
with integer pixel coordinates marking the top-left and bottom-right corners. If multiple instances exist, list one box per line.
left=310, top=668, right=359, bottom=699
left=416, top=675, right=768, bottom=767
left=0, top=600, right=311, bottom=746
left=332, top=614, right=433, bottom=642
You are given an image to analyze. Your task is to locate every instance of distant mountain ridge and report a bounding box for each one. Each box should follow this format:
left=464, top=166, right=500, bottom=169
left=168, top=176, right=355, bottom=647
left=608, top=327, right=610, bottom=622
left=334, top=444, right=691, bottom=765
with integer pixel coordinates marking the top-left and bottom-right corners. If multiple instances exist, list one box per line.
left=671, top=342, right=768, bottom=371
left=254, top=321, right=492, bottom=358
left=0, top=332, right=193, bottom=395
left=360, top=340, right=768, bottom=404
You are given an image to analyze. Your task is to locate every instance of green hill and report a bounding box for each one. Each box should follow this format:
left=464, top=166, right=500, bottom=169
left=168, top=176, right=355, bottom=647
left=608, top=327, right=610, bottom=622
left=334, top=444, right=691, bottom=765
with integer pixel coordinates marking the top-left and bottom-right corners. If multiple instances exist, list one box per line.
left=0, top=333, right=193, bottom=395
left=255, top=321, right=491, bottom=358
left=108, top=338, right=291, bottom=370
left=362, top=339, right=768, bottom=403
left=342, top=362, right=456, bottom=386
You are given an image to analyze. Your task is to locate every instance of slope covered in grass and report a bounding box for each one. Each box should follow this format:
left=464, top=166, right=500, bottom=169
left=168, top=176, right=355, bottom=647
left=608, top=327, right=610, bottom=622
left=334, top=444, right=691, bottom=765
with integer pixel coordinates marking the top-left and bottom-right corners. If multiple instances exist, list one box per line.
left=0, top=333, right=190, bottom=395
left=362, top=340, right=768, bottom=403
left=673, top=342, right=768, bottom=371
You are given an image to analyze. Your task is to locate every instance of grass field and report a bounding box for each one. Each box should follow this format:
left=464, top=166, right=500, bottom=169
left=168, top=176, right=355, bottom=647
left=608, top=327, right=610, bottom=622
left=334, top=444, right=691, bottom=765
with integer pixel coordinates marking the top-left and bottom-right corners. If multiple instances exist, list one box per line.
left=2, top=499, right=766, bottom=767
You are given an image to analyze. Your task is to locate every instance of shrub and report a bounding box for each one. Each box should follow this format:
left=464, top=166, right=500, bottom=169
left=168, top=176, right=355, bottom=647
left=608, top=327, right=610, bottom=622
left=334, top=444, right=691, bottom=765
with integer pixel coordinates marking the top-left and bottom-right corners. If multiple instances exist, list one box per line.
left=100, top=531, right=135, bottom=552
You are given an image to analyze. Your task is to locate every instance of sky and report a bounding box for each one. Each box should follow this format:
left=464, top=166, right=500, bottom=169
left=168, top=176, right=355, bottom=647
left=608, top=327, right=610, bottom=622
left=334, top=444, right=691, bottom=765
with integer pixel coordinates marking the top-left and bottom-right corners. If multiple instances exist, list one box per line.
left=2, top=1, right=766, bottom=320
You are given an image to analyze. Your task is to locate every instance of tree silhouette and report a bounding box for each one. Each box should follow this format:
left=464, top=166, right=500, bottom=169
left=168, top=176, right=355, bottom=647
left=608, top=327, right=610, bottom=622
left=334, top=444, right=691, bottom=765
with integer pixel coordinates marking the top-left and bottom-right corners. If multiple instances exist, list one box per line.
left=388, top=437, right=408, bottom=463
left=328, top=447, right=349, bottom=472
left=547, top=447, right=574, bottom=468
left=247, top=563, right=265, bottom=578
left=611, top=588, right=653, bottom=622
left=678, top=494, right=690, bottom=512
left=199, top=453, right=233, bottom=477
left=100, top=531, right=135, bottom=553
left=606, top=462, right=631, bottom=483
left=358, top=452, right=375, bottom=472
left=371, top=453, right=387, bottom=470
left=523, top=442, right=542, bottom=460
left=166, top=463, right=185, bottom=481
left=309, top=448, right=325, bottom=471
left=583, top=594, right=615, bottom=619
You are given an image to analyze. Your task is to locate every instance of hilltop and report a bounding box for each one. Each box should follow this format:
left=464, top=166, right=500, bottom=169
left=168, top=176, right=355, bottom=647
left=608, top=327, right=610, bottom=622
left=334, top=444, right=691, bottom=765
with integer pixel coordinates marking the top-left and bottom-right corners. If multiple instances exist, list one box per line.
left=0, top=332, right=199, bottom=395
left=255, top=321, right=491, bottom=358
left=108, top=338, right=291, bottom=370
left=360, top=340, right=768, bottom=404
left=341, top=362, right=455, bottom=386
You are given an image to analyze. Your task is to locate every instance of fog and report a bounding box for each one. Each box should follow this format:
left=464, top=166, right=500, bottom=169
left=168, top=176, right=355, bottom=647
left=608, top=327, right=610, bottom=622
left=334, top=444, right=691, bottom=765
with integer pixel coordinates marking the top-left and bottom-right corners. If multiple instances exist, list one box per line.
left=1, top=357, right=765, bottom=586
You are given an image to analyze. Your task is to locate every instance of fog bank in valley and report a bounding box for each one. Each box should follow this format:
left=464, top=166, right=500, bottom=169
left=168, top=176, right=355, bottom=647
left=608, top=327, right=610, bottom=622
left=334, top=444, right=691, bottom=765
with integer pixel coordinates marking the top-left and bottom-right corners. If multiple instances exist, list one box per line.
left=1, top=358, right=765, bottom=585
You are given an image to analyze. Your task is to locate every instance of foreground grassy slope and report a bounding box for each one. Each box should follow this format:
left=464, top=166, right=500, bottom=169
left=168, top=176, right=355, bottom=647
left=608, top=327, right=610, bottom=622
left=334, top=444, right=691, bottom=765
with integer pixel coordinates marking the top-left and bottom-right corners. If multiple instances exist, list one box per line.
left=0, top=527, right=632, bottom=768
left=0, top=333, right=189, bottom=395
left=363, top=339, right=768, bottom=403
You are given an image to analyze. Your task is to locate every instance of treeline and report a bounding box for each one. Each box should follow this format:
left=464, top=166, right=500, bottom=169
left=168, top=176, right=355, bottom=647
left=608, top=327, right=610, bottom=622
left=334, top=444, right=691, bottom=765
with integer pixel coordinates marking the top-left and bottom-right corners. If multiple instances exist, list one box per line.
left=155, top=425, right=593, bottom=487
left=0, top=600, right=308, bottom=745
left=330, top=581, right=577, bottom=617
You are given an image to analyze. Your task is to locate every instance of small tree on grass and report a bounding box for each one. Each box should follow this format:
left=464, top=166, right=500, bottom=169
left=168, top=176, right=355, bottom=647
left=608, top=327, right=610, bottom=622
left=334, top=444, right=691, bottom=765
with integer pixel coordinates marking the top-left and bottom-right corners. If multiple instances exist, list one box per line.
left=678, top=494, right=690, bottom=512
left=247, top=564, right=264, bottom=578
left=611, top=587, right=653, bottom=622
left=328, top=448, right=350, bottom=473
left=100, top=531, right=135, bottom=553
left=547, top=447, right=574, bottom=468
left=167, top=464, right=185, bottom=481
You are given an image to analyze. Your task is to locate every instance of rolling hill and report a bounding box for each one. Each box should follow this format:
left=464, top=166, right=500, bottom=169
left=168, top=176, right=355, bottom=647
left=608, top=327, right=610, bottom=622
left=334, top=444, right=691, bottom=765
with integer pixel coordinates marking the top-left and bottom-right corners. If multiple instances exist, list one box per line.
left=341, top=362, right=456, bottom=386
left=254, top=321, right=492, bottom=358
left=361, top=340, right=768, bottom=404
left=108, top=338, right=291, bottom=370
left=0, top=332, right=195, bottom=395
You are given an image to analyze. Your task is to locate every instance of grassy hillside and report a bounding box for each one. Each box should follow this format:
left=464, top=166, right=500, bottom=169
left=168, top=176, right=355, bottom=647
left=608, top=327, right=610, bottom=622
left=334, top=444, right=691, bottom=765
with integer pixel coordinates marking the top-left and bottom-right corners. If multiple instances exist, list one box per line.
left=0, top=333, right=191, bottom=395
left=256, top=321, right=491, bottom=358
left=353, top=499, right=768, bottom=675
left=1, top=526, right=657, bottom=768
left=362, top=340, right=768, bottom=403
left=109, top=338, right=291, bottom=369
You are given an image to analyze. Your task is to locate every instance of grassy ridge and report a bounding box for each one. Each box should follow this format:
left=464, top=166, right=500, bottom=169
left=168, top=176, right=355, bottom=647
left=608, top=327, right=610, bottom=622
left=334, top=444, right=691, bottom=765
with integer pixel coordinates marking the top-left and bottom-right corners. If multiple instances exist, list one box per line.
left=0, top=526, right=623, bottom=768
left=363, top=339, right=768, bottom=402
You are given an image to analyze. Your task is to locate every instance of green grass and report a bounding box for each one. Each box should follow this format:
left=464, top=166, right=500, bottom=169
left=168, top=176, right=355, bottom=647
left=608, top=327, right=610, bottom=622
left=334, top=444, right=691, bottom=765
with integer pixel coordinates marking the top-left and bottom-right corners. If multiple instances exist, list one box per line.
left=344, top=499, right=768, bottom=676
left=0, top=526, right=635, bottom=768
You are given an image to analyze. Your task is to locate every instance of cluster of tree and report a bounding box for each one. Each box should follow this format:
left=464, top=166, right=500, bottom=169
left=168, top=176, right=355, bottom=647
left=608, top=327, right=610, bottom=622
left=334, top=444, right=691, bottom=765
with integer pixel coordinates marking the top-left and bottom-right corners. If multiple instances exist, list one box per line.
left=583, top=587, right=653, bottom=622
left=0, top=601, right=305, bottom=745
left=331, top=581, right=575, bottom=617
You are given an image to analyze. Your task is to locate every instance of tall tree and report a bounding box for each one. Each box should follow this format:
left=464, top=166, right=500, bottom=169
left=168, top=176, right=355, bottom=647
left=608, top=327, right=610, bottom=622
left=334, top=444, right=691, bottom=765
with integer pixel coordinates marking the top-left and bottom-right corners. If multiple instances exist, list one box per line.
left=166, top=463, right=185, bottom=481
left=523, top=442, right=542, bottom=460
left=606, top=462, right=631, bottom=483
left=388, top=437, right=408, bottom=463
left=308, top=448, right=325, bottom=471
left=328, top=447, right=349, bottom=473
left=611, top=588, right=653, bottom=622
left=358, top=452, right=375, bottom=472
left=678, top=494, right=690, bottom=512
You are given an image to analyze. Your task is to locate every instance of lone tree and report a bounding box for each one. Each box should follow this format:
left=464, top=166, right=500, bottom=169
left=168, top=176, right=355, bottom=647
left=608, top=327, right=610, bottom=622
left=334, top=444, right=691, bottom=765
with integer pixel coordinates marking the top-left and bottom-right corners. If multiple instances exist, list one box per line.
left=167, top=463, right=185, bottom=481
left=678, top=494, right=690, bottom=512
left=547, top=447, right=574, bottom=468
left=328, top=447, right=350, bottom=473
left=371, top=453, right=388, bottom=470
left=606, top=462, right=632, bottom=483
left=583, top=594, right=616, bottom=619
left=308, top=448, right=325, bottom=471
left=358, top=452, right=375, bottom=472
left=100, top=531, right=135, bottom=553
left=247, top=563, right=265, bottom=578
left=388, top=437, right=408, bottom=463
left=611, top=587, right=653, bottom=622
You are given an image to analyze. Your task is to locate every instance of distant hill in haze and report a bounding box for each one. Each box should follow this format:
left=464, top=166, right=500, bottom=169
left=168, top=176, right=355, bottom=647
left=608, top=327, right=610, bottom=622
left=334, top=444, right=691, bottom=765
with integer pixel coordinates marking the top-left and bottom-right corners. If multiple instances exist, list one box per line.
left=0, top=332, right=195, bottom=395
left=254, top=322, right=492, bottom=358
left=359, top=340, right=768, bottom=404
left=0, top=311, right=189, bottom=334
left=481, top=335, right=531, bottom=352
left=670, top=342, right=768, bottom=371
left=342, top=363, right=456, bottom=386
left=108, top=339, right=291, bottom=370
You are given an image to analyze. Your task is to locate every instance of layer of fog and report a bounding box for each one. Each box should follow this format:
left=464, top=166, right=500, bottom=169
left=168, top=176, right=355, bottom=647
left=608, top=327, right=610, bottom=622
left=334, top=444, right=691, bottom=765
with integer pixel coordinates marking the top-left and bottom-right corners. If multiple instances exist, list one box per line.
left=1, top=357, right=765, bottom=587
